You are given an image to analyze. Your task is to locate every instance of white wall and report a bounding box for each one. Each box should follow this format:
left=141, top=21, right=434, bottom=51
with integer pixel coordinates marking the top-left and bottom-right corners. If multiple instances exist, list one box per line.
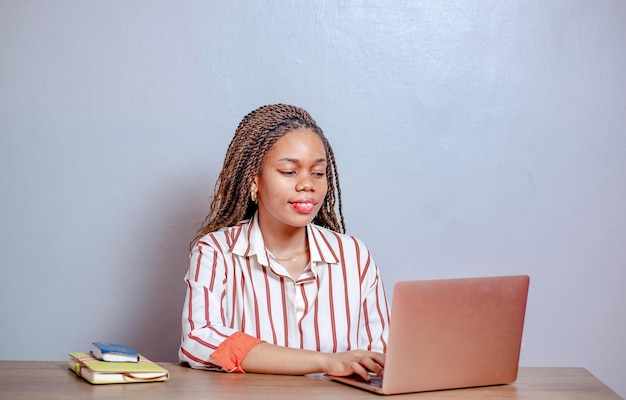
left=1, top=0, right=625, bottom=397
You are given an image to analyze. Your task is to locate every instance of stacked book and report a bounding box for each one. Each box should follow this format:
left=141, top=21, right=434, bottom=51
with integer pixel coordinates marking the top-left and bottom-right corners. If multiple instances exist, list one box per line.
left=68, top=342, right=169, bottom=384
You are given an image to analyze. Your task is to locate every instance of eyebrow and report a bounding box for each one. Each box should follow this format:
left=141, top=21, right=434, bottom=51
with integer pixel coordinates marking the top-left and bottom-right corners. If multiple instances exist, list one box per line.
left=278, top=157, right=327, bottom=163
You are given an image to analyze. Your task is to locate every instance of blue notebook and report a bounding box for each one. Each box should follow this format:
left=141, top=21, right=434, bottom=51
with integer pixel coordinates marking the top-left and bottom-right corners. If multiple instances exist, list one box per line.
left=91, top=342, right=140, bottom=363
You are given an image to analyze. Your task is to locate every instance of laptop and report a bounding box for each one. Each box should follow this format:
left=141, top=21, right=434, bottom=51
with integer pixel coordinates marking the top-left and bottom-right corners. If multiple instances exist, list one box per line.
left=328, top=275, right=530, bottom=395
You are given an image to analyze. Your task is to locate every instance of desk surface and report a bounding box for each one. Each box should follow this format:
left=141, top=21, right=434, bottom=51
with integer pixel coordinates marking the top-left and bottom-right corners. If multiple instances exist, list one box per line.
left=0, top=361, right=622, bottom=399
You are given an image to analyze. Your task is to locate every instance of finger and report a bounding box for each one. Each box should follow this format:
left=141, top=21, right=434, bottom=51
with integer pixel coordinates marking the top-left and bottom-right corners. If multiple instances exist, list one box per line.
left=350, top=361, right=371, bottom=381
left=360, top=357, right=384, bottom=377
left=370, top=352, right=386, bottom=368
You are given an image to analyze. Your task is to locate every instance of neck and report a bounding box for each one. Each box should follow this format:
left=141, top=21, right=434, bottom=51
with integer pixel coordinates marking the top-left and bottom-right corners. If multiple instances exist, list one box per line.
left=257, top=218, right=308, bottom=260
left=271, top=244, right=309, bottom=261
left=263, top=229, right=307, bottom=258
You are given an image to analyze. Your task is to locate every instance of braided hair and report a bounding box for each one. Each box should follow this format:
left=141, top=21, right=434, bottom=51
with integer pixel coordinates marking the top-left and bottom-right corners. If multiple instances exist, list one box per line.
left=191, top=104, right=345, bottom=248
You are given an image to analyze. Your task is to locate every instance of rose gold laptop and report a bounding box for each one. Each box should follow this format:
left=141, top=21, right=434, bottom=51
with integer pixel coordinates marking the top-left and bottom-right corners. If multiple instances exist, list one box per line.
left=328, top=275, right=530, bottom=395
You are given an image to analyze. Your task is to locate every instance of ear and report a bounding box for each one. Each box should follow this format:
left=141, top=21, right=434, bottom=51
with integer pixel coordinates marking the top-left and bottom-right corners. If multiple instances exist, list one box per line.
left=250, top=176, right=259, bottom=194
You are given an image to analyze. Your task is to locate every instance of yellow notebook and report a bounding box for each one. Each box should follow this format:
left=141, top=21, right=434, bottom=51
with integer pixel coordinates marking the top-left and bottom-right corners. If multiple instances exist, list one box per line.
left=68, top=352, right=169, bottom=384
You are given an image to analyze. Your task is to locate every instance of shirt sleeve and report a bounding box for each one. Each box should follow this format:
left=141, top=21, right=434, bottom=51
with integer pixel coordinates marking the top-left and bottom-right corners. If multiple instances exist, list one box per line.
left=178, top=238, right=263, bottom=371
left=210, top=332, right=264, bottom=372
left=359, top=249, right=390, bottom=354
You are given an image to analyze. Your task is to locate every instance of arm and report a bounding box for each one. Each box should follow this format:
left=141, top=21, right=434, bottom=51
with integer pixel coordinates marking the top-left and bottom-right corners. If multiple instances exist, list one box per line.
left=353, top=238, right=390, bottom=354
left=361, top=263, right=390, bottom=353
left=241, top=342, right=385, bottom=380
left=179, top=238, right=240, bottom=370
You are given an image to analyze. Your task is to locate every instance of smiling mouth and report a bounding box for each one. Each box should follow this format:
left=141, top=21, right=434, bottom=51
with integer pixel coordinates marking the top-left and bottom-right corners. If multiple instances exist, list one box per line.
left=290, top=201, right=317, bottom=213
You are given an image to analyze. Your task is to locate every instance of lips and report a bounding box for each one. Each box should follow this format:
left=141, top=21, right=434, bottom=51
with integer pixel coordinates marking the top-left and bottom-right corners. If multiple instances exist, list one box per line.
left=290, top=200, right=317, bottom=214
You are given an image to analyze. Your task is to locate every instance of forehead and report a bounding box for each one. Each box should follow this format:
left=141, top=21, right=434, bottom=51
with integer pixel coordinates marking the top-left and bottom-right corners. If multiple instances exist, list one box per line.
left=266, top=128, right=326, bottom=161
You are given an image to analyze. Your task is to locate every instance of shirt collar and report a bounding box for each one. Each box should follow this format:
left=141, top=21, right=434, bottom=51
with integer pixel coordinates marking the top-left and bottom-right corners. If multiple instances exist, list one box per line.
left=228, top=212, right=340, bottom=266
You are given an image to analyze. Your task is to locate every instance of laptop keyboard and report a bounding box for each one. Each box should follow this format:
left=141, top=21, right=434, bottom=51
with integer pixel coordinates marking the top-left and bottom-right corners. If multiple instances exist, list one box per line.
left=351, top=374, right=383, bottom=388
left=367, top=376, right=383, bottom=388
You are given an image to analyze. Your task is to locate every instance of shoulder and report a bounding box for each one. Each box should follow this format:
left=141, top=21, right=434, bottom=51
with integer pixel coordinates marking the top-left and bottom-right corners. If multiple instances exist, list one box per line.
left=311, top=224, right=366, bottom=244
left=309, top=224, right=372, bottom=257
left=194, top=219, right=252, bottom=253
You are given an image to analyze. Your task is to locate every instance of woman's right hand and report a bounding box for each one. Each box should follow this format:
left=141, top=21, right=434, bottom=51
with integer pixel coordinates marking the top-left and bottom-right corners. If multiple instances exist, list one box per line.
left=321, top=350, right=385, bottom=381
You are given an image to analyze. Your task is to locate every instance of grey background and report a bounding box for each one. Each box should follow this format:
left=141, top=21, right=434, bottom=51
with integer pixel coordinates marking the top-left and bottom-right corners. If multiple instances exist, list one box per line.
left=1, top=1, right=625, bottom=397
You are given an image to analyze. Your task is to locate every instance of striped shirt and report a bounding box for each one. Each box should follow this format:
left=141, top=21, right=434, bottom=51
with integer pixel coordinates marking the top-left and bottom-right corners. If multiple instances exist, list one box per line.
left=179, top=213, right=390, bottom=371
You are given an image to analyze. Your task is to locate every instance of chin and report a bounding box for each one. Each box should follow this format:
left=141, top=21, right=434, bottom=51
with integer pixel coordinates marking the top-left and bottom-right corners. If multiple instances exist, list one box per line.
left=287, top=214, right=317, bottom=227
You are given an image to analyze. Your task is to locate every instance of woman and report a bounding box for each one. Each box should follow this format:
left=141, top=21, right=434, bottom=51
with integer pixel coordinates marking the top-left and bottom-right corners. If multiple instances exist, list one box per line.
left=179, top=104, right=389, bottom=380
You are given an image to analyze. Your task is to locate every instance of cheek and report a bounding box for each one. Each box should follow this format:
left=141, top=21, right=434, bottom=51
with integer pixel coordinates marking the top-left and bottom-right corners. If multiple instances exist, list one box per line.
left=320, top=181, right=329, bottom=198
left=258, top=176, right=287, bottom=198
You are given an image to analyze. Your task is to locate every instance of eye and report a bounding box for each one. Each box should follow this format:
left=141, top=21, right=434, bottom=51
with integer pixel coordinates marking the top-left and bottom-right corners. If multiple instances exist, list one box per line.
left=312, top=171, right=326, bottom=178
left=279, top=170, right=296, bottom=176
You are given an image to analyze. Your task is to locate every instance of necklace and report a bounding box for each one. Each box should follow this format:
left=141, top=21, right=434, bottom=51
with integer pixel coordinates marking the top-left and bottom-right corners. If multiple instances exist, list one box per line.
left=270, top=245, right=309, bottom=262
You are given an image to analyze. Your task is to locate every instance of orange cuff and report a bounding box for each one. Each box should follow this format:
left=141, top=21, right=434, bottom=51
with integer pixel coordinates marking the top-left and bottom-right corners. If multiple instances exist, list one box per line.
left=210, top=332, right=264, bottom=373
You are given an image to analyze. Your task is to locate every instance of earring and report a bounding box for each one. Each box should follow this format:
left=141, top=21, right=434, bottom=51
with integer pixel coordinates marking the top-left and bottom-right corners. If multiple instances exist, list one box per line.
left=251, top=190, right=257, bottom=203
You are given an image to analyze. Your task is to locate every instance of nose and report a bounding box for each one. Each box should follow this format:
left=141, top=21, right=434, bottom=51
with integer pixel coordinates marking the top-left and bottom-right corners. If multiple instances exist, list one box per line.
left=296, top=177, right=314, bottom=192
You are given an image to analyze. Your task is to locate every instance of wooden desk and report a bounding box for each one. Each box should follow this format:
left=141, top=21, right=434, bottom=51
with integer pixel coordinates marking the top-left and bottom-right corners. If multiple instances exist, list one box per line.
left=0, top=361, right=621, bottom=399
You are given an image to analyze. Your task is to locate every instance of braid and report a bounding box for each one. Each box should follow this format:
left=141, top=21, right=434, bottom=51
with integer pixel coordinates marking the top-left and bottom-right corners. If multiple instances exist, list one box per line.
left=191, top=104, right=345, bottom=248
